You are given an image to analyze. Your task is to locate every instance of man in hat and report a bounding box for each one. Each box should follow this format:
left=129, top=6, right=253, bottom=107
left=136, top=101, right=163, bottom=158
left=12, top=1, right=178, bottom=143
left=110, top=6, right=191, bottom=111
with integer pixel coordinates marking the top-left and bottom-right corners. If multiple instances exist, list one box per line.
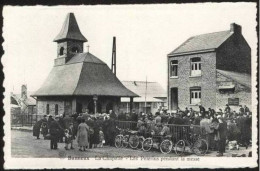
left=47, top=115, right=54, bottom=133
left=41, top=115, right=48, bottom=139
left=216, top=116, right=227, bottom=157
left=33, top=115, right=47, bottom=139
left=224, top=104, right=231, bottom=114
left=199, top=105, right=206, bottom=114
left=244, top=105, right=250, bottom=113
left=49, top=116, right=63, bottom=149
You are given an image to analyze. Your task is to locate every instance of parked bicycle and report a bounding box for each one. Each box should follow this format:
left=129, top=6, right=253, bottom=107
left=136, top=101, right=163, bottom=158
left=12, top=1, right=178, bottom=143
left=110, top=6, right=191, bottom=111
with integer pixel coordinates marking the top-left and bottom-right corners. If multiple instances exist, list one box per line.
left=142, top=131, right=173, bottom=154
left=174, top=127, right=208, bottom=156
left=115, top=128, right=140, bottom=149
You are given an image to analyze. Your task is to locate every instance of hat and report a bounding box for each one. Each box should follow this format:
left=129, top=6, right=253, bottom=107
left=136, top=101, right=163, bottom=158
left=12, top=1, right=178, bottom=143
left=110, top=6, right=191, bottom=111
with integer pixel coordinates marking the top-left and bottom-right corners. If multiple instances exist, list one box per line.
left=43, top=115, right=47, bottom=117
left=49, top=115, right=53, bottom=118
left=54, top=116, right=59, bottom=119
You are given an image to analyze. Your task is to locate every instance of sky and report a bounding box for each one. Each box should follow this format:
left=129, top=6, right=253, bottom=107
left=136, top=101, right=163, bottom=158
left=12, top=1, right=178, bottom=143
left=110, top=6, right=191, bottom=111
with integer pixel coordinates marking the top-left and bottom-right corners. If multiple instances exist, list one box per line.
left=3, top=3, right=257, bottom=94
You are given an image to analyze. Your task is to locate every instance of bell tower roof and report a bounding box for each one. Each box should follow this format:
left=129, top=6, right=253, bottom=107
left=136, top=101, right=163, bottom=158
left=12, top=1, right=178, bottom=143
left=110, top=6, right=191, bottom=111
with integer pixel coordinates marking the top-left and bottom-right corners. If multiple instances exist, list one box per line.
left=54, top=13, right=88, bottom=42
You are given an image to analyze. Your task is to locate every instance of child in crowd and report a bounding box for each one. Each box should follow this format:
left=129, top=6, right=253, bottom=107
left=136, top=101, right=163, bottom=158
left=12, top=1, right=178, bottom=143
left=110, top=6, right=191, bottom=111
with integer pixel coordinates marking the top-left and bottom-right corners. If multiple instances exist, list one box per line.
left=64, top=123, right=75, bottom=150
left=98, top=127, right=105, bottom=148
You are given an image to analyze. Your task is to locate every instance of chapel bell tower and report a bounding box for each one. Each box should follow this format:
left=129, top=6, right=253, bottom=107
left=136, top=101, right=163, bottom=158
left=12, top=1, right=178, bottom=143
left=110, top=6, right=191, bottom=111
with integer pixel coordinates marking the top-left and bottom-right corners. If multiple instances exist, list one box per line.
left=53, top=13, right=87, bottom=66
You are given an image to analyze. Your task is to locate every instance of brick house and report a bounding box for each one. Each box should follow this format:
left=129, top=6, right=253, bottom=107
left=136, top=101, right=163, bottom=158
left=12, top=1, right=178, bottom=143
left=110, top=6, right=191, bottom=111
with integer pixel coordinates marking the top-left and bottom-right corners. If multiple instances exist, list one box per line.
left=32, top=13, right=137, bottom=116
left=167, top=23, right=251, bottom=112
left=120, top=81, right=167, bottom=114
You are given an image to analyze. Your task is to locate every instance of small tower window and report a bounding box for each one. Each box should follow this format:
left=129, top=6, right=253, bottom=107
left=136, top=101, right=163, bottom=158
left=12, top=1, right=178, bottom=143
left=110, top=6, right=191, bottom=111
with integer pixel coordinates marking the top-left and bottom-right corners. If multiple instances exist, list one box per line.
left=46, top=104, right=49, bottom=114
left=59, top=47, right=64, bottom=56
left=71, top=47, right=79, bottom=53
left=55, top=104, right=58, bottom=115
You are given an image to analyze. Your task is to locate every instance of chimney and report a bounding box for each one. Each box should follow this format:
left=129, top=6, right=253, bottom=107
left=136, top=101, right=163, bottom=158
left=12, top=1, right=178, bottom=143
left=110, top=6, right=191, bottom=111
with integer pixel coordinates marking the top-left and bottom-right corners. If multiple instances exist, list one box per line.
left=230, top=23, right=241, bottom=34
left=21, top=84, right=27, bottom=100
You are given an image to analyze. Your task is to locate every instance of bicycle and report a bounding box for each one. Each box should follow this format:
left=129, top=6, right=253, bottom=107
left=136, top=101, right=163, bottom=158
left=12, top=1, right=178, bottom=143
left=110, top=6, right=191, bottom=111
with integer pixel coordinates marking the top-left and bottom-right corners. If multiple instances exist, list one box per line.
left=114, top=127, right=127, bottom=148
left=142, top=132, right=173, bottom=154
left=122, top=129, right=140, bottom=149
left=174, top=130, right=208, bottom=156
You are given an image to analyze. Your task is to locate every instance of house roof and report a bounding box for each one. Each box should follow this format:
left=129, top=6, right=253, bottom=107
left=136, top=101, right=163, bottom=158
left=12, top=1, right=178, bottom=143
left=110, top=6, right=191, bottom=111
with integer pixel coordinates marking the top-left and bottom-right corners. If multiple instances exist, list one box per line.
left=53, top=13, right=87, bottom=42
left=120, top=81, right=167, bottom=102
left=33, top=52, right=138, bottom=97
left=11, top=92, right=36, bottom=106
left=168, top=30, right=233, bottom=56
left=217, top=69, right=251, bottom=89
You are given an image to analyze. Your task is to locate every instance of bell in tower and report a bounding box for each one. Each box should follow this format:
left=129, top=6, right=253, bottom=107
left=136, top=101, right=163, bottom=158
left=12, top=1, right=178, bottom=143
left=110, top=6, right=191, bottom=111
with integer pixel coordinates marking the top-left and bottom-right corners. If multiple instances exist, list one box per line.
left=53, top=13, right=87, bottom=66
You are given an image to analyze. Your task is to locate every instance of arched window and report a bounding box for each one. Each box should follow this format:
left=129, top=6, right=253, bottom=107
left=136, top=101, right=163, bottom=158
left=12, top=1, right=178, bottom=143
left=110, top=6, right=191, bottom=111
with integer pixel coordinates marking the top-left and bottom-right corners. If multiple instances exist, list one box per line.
left=46, top=104, right=49, bottom=115
left=55, top=104, right=58, bottom=115
left=59, top=47, right=64, bottom=56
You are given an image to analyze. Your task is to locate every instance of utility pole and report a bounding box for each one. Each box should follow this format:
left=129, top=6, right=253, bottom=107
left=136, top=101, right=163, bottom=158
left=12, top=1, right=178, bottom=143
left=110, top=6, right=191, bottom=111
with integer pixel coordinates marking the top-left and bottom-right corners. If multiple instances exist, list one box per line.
left=111, top=37, right=116, bottom=75
left=145, top=76, right=147, bottom=114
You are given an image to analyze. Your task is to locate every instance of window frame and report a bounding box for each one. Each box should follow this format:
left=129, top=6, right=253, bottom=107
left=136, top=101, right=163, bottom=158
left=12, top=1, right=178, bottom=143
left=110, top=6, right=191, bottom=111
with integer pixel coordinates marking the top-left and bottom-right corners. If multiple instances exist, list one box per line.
left=170, top=60, right=178, bottom=78
left=46, top=104, right=49, bottom=115
left=59, top=47, right=64, bottom=56
left=190, top=87, right=201, bottom=105
left=190, top=57, right=202, bottom=77
left=55, top=104, right=59, bottom=115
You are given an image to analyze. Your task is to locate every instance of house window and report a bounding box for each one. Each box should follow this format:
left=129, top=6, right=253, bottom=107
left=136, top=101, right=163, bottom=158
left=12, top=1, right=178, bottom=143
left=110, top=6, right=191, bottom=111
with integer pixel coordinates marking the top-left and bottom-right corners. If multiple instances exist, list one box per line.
left=170, top=60, right=178, bottom=77
left=190, top=88, right=201, bottom=105
left=191, top=57, right=201, bottom=76
left=46, top=104, right=49, bottom=114
left=59, top=47, right=64, bottom=56
left=55, top=104, right=58, bottom=115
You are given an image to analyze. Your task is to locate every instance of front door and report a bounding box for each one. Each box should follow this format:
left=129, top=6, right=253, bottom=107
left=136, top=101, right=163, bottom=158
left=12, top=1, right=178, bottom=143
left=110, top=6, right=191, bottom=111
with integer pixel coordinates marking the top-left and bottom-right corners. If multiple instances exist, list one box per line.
left=171, top=88, right=178, bottom=110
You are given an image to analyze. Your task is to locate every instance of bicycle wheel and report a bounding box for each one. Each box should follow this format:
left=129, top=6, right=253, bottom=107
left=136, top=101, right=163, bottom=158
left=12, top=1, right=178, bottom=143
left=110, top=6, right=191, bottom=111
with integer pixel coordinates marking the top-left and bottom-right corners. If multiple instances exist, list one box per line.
left=129, top=135, right=139, bottom=149
left=142, top=138, right=153, bottom=152
left=137, top=136, right=145, bottom=150
left=175, top=140, right=185, bottom=156
left=122, top=135, right=129, bottom=148
left=115, top=135, right=123, bottom=148
left=160, top=139, right=173, bottom=154
left=192, top=139, right=208, bottom=156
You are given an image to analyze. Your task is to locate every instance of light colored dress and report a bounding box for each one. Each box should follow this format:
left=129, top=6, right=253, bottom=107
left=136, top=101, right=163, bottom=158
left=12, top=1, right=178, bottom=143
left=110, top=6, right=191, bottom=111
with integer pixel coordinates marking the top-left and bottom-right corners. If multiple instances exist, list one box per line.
left=77, top=123, right=89, bottom=147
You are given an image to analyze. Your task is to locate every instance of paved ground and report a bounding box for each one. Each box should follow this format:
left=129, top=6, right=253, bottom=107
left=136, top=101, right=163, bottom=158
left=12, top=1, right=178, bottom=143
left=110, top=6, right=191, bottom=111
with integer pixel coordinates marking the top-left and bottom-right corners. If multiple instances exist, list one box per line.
left=11, top=130, right=251, bottom=158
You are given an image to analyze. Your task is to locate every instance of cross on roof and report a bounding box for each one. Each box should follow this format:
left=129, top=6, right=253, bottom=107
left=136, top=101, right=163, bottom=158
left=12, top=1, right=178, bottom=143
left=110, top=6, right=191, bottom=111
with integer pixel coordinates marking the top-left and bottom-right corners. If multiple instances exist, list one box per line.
left=87, top=45, right=90, bottom=52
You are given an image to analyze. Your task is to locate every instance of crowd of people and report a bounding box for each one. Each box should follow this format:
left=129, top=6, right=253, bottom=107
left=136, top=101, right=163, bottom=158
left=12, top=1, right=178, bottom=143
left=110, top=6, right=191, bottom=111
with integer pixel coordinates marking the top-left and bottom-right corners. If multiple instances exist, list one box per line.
left=33, top=104, right=252, bottom=156
left=33, top=110, right=118, bottom=151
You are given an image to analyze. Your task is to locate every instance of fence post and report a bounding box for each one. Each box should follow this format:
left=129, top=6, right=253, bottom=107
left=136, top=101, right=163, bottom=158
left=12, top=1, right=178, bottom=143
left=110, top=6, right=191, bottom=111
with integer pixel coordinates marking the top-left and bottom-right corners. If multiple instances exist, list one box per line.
left=31, top=113, right=33, bottom=126
left=21, top=113, right=24, bottom=127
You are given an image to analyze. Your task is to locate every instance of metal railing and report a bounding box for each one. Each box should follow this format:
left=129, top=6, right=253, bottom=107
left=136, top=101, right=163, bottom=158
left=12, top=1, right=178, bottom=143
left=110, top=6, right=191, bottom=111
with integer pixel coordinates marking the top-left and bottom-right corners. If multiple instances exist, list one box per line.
left=115, top=120, right=206, bottom=143
left=11, top=113, right=44, bottom=127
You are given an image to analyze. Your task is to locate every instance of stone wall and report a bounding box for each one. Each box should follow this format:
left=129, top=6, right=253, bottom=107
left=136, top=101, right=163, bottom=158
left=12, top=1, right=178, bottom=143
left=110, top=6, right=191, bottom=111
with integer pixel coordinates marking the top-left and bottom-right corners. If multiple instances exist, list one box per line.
left=216, top=72, right=251, bottom=111
left=168, top=52, right=217, bottom=111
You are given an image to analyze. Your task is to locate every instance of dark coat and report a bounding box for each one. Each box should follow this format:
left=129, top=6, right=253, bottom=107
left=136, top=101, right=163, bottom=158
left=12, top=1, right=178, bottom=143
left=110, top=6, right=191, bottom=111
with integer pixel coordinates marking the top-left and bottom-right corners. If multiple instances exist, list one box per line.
left=225, top=106, right=231, bottom=113
left=33, top=120, right=43, bottom=137
left=131, top=113, right=138, bottom=122
left=244, top=107, right=250, bottom=113
left=168, top=117, right=175, bottom=124
left=239, top=107, right=244, bottom=113
left=41, top=118, right=48, bottom=136
left=199, top=106, right=206, bottom=113
left=218, top=121, right=227, bottom=140
left=47, top=117, right=54, bottom=129
left=92, top=121, right=100, bottom=144
left=49, top=120, right=62, bottom=136
left=172, top=116, right=184, bottom=125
